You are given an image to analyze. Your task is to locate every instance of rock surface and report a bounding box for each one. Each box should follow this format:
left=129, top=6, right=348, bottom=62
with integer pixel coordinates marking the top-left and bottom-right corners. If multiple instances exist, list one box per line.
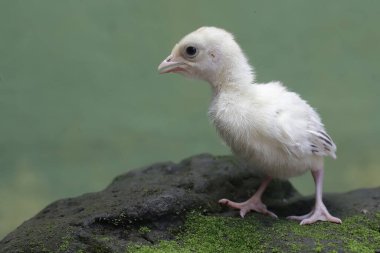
left=1, top=154, right=379, bottom=253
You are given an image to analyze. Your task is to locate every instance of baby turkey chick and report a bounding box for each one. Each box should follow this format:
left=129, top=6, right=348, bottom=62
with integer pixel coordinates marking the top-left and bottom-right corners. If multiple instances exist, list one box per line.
left=158, top=27, right=341, bottom=225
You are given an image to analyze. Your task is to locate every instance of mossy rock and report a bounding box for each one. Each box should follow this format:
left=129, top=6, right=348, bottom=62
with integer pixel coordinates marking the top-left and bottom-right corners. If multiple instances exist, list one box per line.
left=130, top=212, right=380, bottom=253
left=0, top=154, right=379, bottom=253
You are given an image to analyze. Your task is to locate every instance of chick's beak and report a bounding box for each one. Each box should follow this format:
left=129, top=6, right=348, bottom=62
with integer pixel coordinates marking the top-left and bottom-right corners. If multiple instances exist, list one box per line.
left=158, top=55, right=187, bottom=74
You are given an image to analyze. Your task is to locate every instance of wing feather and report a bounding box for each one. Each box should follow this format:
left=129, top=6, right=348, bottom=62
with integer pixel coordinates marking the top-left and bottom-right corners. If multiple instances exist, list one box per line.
left=308, top=130, right=337, bottom=159
left=253, top=82, right=337, bottom=160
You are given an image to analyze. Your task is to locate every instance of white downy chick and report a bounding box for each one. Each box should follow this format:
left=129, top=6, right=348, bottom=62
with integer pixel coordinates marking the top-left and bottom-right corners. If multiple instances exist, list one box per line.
left=158, top=27, right=341, bottom=225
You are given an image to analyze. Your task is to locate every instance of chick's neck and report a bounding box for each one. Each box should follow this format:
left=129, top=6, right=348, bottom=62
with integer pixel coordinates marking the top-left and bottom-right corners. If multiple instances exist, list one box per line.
left=208, top=55, right=256, bottom=95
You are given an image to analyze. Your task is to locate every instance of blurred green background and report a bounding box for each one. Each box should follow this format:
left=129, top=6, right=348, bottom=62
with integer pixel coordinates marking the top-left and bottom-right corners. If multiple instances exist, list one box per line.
left=0, top=0, right=379, bottom=239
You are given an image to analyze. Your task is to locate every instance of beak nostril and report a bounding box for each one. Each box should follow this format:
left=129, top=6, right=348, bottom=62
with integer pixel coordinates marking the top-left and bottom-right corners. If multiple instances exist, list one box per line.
left=166, top=58, right=172, bottom=62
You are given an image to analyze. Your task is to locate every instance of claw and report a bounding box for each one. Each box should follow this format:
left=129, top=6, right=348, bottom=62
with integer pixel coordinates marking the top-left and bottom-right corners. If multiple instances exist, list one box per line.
left=266, top=210, right=279, bottom=219
left=218, top=199, right=228, bottom=205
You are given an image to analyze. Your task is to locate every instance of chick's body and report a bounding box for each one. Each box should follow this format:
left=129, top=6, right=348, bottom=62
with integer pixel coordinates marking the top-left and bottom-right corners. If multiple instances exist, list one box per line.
left=209, top=81, right=331, bottom=179
left=158, top=26, right=341, bottom=225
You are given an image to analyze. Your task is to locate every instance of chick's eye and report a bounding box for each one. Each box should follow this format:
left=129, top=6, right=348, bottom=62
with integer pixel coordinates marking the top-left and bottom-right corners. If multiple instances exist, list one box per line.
left=185, top=46, right=197, bottom=57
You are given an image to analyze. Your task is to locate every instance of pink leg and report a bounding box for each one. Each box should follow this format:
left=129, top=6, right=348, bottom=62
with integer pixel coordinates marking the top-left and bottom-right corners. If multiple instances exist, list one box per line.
left=219, top=176, right=278, bottom=218
left=288, top=168, right=342, bottom=225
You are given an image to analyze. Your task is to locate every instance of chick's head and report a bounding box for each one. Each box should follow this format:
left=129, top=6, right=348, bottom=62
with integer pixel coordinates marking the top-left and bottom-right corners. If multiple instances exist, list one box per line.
left=158, top=27, right=247, bottom=85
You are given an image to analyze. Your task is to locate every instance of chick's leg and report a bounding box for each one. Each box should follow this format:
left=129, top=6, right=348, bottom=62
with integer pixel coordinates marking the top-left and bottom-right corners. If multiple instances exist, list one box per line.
left=288, top=168, right=342, bottom=225
left=219, top=176, right=278, bottom=218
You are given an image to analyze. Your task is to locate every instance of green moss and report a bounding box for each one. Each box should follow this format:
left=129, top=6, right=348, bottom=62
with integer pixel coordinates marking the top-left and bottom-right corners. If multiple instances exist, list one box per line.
left=128, top=212, right=380, bottom=253
left=99, top=236, right=111, bottom=242
left=138, top=226, right=151, bottom=235
left=58, top=235, right=72, bottom=252
left=314, top=242, right=323, bottom=252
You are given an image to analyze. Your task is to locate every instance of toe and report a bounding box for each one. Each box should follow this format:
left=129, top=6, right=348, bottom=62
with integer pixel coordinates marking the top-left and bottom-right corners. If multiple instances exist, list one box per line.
left=300, top=218, right=315, bottom=225
left=327, top=216, right=342, bottom=224
left=218, top=199, right=229, bottom=205
left=240, top=209, right=247, bottom=218
left=287, top=216, right=302, bottom=221
left=266, top=210, right=278, bottom=219
left=287, top=213, right=312, bottom=221
left=218, top=199, right=244, bottom=210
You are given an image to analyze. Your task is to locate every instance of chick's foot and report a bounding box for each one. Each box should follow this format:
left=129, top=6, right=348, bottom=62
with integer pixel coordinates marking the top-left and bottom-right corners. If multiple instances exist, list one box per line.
left=219, top=197, right=278, bottom=218
left=287, top=202, right=342, bottom=225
